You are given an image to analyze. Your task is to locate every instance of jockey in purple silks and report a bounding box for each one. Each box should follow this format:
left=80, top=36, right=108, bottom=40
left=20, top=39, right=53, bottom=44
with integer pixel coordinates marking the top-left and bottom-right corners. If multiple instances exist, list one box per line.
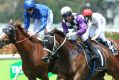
left=60, top=6, right=97, bottom=59
left=42, top=6, right=97, bottom=63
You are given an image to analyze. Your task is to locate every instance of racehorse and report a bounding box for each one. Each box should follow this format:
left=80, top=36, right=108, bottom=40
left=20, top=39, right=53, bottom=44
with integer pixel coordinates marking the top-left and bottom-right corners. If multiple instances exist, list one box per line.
left=43, top=29, right=119, bottom=80
left=0, top=20, right=59, bottom=80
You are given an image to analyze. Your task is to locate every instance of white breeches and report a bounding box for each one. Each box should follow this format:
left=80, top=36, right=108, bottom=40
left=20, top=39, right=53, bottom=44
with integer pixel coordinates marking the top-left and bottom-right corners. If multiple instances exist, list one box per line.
left=81, top=20, right=106, bottom=41
left=30, top=10, right=53, bottom=41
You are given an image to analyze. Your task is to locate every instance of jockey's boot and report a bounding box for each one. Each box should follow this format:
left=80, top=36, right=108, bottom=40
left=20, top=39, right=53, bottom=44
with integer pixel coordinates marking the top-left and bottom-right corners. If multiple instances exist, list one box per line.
left=104, top=41, right=117, bottom=55
left=84, top=40, right=98, bottom=59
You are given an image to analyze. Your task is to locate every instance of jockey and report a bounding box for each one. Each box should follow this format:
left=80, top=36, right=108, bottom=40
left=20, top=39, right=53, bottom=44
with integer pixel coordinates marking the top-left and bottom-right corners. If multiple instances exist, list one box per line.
left=24, top=0, right=53, bottom=41
left=82, top=8, right=117, bottom=54
left=61, top=6, right=98, bottom=59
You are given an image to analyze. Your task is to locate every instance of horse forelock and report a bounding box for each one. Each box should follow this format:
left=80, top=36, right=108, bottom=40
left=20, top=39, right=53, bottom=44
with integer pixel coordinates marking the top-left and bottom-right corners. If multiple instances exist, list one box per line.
left=53, top=29, right=65, bottom=38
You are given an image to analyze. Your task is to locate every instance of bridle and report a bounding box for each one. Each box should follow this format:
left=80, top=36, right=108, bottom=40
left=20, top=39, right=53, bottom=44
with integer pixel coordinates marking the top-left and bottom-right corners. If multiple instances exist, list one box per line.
left=43, top=34, right=67, bottom=55
left=2, top=24, right=32, bottom=44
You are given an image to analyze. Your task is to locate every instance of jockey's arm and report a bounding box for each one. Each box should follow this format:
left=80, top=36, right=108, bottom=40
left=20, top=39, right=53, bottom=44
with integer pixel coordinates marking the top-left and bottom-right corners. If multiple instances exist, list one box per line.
left=24, top=12, right=30, bottom=31
left=77, top=17, right=87, bottom=37
left=36, top=17, right=47, bottom=33
left=92, top=19, right=103, bottom=40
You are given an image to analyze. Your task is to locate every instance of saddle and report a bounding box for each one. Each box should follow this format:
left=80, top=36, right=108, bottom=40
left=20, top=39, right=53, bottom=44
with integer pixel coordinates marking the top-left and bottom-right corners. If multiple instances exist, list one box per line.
left=76, top=42, right=106, bottom=71
left=84, top=45, right=106, bottom=71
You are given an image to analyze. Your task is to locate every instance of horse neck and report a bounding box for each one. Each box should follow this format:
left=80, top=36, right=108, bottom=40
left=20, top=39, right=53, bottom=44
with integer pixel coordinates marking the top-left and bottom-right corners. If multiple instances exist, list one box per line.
left=15, top=28, right=33, bottom=55
left=55, top=34, right=88, bottom=74
left=55, top=34, right=77, bottom=59
left=15, top=28, right=45, bottom=63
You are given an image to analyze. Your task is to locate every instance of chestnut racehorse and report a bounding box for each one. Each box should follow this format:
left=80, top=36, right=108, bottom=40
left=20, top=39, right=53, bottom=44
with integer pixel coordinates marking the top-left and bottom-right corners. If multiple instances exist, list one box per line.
left=0, top=20, right=59, bottom=80
left=43, top=29, right=119, bottom=80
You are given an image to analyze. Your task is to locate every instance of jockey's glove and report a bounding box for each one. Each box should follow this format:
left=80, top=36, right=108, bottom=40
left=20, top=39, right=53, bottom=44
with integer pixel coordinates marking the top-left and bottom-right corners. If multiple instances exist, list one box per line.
left=66, top=32, right=77, bottom=38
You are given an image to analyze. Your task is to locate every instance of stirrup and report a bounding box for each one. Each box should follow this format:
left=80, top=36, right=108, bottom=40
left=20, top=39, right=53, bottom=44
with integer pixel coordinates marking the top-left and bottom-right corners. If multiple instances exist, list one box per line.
left=90, top=52, right=98, bottom=60
left=111, top=49, right=118, bottom=55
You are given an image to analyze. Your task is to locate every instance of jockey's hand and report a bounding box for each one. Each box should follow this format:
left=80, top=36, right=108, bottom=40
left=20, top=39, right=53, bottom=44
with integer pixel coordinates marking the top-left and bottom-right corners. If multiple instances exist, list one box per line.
left=66, top=32, right=77, bottom=38
left=91, top=36, right=98, bottom=41
left=28, top=32, right=38, bottom=38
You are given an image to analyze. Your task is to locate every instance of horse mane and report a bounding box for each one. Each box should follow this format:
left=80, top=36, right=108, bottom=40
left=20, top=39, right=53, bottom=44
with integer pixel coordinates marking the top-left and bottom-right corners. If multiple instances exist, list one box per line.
left=52, top=29, right=66, bottom=38
left=10, top=20, right=41, bottom=43
left=51, top=29, right=78, bottom=51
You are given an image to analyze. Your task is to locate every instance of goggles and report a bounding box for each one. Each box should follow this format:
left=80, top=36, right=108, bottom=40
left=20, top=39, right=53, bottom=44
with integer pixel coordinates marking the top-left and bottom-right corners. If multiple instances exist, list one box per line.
left=62, top=12, right=72, bottom=18
left=84, top=16, right=91, bottom=21
left=26, top=7, right=33, bottom=11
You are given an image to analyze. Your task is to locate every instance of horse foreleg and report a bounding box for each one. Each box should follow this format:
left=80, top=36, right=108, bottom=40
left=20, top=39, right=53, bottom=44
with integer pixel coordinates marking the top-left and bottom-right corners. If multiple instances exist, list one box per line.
left=38, top=73, right=49, bottom=80
left=22, top=66, right=36, bottom=80
left=57, top=72, right=73, bottom=80
left=92, top=71, right=105, bottom=80
left=57, top=73, right=66, bottom=80
left=73, top=73, right=82, bottom=80
left=28, top=77, right=36, bottom=80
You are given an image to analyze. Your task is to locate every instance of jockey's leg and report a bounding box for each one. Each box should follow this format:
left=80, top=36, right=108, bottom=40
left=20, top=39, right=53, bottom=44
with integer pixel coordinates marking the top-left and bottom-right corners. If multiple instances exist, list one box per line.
left=84, top=39, right=98, bottom=59
left=98, top=34, right=117, bottom=54
left=81, top=32, right=98, bottom=59
left=104, top=40, right=117, bottom=54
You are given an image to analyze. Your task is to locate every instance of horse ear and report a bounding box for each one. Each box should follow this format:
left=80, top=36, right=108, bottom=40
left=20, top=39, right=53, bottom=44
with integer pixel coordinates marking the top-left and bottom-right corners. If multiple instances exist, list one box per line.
left=15, top=20, right=21, bottom=26
left=9, top=19, right=13, bottom=24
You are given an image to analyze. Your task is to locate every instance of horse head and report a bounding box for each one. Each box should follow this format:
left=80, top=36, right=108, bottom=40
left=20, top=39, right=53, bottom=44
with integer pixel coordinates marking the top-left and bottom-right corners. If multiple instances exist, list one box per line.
left=43, top=29, right=73, bottom=57
left=43, top=29, right=119, bottom=80
left=0, top=20, right=20, bottom=48
left=2, top=23, right=16, bottom=43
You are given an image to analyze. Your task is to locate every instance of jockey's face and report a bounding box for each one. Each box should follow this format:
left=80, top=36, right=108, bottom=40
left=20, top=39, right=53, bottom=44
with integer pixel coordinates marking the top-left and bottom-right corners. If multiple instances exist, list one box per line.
left=84, top=16, right=92, bottom=22
left=64, top=15, right=73, bottom=22
left=62, top=12, right=73, bottom=22
left=27, top=8, right=33, bottom=14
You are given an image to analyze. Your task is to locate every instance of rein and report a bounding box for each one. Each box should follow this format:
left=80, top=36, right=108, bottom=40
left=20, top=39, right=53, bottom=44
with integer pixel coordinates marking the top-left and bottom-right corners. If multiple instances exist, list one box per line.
left=16, top=35, right=32, bottom=43
left=7, top=25, right=32, bottom=44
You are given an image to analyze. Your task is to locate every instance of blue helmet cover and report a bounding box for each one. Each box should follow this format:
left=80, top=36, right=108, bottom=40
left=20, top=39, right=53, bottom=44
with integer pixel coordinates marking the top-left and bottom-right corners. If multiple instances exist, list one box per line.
left=24, top=0, right=35, bottom=9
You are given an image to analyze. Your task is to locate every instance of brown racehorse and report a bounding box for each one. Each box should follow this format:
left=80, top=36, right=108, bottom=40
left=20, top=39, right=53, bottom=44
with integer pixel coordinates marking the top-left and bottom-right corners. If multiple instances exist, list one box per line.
left=43, top=29, right=119, bottom=80
left=100, top=37, right=119, bottom=80
left=0, top=20, right=59, bottom=80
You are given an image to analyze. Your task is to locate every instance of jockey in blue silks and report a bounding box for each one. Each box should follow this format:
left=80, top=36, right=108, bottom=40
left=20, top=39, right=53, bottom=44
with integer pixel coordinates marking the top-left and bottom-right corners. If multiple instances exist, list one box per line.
left=24, top=0, right=53, bottom=40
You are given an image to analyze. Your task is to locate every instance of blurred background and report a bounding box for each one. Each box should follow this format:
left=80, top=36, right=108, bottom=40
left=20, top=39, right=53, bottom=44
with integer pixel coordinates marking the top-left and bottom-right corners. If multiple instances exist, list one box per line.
left=0, top=0, right=118, bottom=80
left=0, top=0, right=119, bottom=28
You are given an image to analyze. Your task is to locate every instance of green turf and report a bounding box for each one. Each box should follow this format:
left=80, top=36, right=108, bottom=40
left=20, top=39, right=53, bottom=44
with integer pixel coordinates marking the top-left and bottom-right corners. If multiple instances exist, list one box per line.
left=0, top=59, right=114, bottom=80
